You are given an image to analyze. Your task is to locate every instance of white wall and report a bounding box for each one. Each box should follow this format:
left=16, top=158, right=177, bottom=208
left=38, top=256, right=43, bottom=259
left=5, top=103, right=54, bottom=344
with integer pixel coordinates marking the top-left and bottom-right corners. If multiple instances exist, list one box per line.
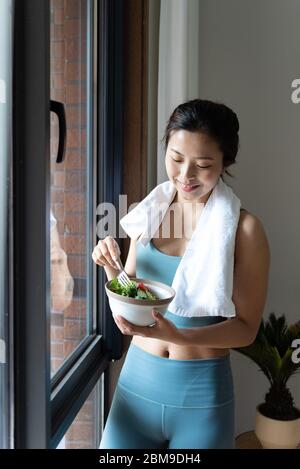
left=157, top=0, right=300, bottom=436
left=108, top=0, right=300, bottom=441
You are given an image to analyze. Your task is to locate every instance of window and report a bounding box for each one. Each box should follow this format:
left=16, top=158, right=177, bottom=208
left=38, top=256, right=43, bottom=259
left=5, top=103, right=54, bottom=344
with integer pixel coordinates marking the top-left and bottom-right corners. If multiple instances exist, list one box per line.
left=0, top=0, right=14, bottom=449
left=50, top=0, right=95, bottom=377
left=13, top=0, right=124, bottom=448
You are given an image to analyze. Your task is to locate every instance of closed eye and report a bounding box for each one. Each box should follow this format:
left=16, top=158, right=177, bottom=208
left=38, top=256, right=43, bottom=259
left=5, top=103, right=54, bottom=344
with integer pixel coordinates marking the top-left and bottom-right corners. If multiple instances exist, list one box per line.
left=171, top=158, right=211, bottom=169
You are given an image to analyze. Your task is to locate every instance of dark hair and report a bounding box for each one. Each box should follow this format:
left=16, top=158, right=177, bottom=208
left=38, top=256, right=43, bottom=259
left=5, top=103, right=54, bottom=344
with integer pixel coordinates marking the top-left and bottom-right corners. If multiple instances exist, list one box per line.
left=161, top=98, right=240, bottom=180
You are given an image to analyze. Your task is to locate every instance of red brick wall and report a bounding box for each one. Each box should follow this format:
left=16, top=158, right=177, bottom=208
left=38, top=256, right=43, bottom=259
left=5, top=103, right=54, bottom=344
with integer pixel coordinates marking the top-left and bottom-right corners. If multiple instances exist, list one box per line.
left=50, top=0, right=97, bottom=448
left=64, top=384, right=99, bottom=449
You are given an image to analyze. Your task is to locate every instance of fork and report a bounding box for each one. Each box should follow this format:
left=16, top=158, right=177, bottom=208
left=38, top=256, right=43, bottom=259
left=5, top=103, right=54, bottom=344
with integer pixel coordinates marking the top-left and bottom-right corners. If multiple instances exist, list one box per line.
left=114, top=256, right=132, bottom=287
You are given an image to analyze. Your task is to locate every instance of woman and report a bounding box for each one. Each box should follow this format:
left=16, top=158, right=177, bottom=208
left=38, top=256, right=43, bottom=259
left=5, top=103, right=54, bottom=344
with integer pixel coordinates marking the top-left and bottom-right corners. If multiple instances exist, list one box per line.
left=92, top=99, right=271, bottom=449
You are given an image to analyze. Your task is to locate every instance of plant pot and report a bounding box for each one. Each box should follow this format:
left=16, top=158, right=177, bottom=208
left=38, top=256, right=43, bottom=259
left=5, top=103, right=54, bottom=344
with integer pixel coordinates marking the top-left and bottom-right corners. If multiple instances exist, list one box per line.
left=255, top=404, right=300, bottom=449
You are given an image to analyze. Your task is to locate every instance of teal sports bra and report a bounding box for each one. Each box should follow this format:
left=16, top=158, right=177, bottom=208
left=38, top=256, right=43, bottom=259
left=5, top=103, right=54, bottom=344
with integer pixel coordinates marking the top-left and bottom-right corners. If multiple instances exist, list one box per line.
left=136, top=239, right=182, bottom=286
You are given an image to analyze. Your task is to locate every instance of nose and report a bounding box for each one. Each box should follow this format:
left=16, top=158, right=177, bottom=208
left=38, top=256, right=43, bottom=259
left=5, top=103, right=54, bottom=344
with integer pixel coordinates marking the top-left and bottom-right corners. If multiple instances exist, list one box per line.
left=180, top=163, right=197, bottom=181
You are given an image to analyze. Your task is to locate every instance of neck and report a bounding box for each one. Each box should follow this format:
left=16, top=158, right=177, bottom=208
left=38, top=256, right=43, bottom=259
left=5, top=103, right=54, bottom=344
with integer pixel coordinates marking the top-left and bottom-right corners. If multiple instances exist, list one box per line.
left=170, top=192, right=208, bottom=239
left=173, top=188, right=212, bottom=210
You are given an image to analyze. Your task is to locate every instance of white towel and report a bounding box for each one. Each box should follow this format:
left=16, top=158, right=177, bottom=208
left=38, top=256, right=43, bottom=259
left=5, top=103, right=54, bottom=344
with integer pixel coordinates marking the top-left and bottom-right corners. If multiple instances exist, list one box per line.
left=119, top=177, right=241, bottom=318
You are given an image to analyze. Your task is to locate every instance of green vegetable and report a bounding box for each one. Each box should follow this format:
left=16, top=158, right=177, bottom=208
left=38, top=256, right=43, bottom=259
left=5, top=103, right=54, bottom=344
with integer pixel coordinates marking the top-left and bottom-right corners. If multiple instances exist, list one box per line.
left=108, top=278, right=158, bottom=300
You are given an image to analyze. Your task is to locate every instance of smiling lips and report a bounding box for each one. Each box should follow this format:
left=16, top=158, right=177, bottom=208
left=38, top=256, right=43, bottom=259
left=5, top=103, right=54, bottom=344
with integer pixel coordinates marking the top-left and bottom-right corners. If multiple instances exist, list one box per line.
left=177, top=180, right=200, bottom=192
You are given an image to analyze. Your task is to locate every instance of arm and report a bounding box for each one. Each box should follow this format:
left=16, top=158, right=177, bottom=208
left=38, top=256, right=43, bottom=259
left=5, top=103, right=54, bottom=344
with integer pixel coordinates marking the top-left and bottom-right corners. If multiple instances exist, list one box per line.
left=105, top=237, right=137, bottom=350
left=174, top=212, right=271, bottom=348
left=103, top=237, right=137, bottom=281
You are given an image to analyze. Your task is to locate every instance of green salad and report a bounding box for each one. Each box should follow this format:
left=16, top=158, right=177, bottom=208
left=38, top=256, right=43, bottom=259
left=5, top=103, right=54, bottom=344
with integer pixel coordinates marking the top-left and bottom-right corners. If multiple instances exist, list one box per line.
left=108, top=278, right=158, bottom=300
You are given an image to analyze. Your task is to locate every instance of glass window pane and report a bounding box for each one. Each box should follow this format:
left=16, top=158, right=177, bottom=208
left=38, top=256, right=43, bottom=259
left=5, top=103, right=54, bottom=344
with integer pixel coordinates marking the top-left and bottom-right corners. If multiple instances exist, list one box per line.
left=56, top=375, right=103, bottom=449
left=0, top=0, right=13, bottom=449
left=50, top=0, right=94, bottom=377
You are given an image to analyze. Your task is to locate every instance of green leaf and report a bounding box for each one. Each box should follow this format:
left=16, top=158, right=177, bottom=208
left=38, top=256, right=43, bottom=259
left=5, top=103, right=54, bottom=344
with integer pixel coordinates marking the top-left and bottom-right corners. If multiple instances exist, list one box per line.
left=108, top=278, right=158, bottom=300
left=234, top=313, right=300, bottom=389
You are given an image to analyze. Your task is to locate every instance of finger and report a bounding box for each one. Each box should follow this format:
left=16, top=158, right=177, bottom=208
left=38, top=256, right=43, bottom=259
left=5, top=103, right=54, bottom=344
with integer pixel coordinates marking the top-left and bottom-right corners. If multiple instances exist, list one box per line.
left=93, top=249, right=106, bottom=266
left=94, top=246, right=106, bottom=264
left=114, top=317, right=125, bottom=334
left=116, top=316, right=132, bottom=334
left=97, top=240, right=118, bottom=268
left=105, top=236, right=121, bottom=263
left=115, top=316, right=131, bottom=335
left=92, top=251, right=105, bottom=266
left=117, top=316, right=153, bottom=337
left=152, top=309, right=160, bottom=320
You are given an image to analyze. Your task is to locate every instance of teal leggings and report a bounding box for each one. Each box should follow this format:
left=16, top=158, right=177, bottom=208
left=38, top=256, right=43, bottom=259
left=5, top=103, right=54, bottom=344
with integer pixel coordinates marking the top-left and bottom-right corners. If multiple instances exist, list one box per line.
left=99, top=342, right=235, bottom=449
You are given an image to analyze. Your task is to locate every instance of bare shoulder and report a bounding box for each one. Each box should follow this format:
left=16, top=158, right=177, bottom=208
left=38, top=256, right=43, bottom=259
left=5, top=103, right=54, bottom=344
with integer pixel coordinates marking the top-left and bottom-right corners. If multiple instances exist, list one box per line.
left=235, top=209, right=271, bottom=266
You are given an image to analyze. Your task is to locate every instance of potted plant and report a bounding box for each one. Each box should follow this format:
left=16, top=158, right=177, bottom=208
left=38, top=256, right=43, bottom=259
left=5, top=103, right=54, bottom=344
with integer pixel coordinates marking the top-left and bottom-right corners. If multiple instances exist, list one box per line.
left=234, top=313, right=300, bottom=449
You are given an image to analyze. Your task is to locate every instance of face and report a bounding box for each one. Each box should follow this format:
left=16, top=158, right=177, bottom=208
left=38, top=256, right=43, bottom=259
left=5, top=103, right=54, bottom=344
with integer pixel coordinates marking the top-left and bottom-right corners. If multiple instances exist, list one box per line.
left=165, top=129, right=225, bottom=205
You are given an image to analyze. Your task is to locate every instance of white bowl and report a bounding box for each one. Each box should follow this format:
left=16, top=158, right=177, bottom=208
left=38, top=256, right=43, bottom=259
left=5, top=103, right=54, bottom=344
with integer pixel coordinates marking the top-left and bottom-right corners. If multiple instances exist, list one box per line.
left=105, top=277, right=176, bottom=326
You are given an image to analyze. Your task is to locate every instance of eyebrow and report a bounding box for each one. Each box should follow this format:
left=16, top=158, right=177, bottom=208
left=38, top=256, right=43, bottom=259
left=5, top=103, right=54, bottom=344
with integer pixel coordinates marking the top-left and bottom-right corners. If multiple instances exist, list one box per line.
left=170, top=148, right=214, bottom=161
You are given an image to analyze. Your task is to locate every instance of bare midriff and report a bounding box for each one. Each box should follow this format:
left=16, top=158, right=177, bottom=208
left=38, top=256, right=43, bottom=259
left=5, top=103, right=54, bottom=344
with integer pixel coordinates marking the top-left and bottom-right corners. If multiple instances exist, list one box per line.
left=130, top=203, right=245, bottom=360
left=131, top=336, right=230, bottom=360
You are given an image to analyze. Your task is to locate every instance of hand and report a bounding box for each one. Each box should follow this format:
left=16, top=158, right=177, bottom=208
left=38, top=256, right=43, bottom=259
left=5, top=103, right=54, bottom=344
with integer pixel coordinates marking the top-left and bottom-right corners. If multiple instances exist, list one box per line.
left=92, top=236, right=121, bottom=269
left=114, top=309, right=183, bottom=344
